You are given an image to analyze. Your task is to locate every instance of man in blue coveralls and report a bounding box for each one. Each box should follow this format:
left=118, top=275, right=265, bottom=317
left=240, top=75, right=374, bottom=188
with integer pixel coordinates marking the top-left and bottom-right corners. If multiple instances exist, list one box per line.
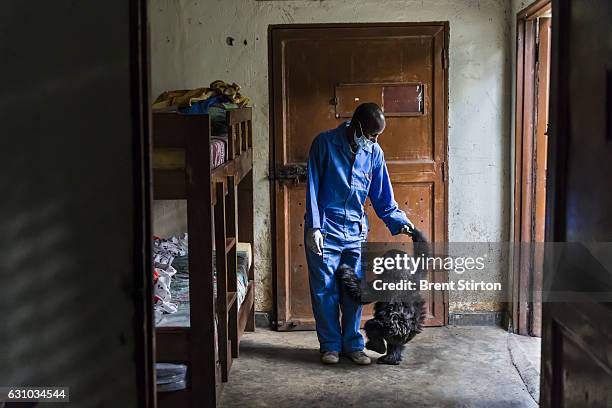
left=304, top=102, right=414, bottom=365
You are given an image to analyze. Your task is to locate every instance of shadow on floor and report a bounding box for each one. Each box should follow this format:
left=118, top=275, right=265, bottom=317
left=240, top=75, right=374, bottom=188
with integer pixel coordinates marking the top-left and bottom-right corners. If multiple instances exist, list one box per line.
left=238, top=342, right=321, bottom=366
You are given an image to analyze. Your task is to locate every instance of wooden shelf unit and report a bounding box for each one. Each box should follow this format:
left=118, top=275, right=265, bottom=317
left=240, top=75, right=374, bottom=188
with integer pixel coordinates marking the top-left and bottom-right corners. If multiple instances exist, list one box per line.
left=153, top=107, right=255, bottom=408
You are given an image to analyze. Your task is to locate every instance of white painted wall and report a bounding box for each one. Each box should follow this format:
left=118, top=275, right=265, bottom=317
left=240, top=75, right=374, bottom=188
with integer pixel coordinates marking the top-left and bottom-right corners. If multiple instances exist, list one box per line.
left=150, top=0, right=514, bottom=312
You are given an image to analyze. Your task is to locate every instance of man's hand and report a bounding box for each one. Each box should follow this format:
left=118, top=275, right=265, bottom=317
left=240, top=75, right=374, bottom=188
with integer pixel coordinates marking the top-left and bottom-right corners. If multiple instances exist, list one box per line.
left=306, top=228, right=324, bottom=256
left=399, top=221, right=415, bottom=236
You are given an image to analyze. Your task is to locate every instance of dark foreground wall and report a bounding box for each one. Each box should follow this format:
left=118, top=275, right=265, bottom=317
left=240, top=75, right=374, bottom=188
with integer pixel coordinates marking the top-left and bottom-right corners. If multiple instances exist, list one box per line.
left=0, top=2, right=152, bottom=406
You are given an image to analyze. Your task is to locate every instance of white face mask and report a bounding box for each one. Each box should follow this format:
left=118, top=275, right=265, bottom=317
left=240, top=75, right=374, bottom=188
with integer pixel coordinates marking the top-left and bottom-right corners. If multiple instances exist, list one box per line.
left=354, top=130, right=375, bottom=149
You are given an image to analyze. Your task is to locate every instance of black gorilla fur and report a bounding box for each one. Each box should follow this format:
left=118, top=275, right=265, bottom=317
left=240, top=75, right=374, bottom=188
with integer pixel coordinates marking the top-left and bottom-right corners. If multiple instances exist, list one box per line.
left=336, top=228, right=428, bottom=365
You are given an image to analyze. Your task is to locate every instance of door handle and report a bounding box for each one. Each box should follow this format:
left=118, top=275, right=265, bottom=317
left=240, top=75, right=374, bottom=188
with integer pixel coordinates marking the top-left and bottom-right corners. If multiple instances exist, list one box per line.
left=269, top=164, right=308, bottom=184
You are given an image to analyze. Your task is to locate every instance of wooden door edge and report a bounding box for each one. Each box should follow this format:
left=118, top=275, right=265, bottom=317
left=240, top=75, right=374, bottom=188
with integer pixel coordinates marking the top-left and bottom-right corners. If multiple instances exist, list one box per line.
left=511, top=0, right=552, bottom=336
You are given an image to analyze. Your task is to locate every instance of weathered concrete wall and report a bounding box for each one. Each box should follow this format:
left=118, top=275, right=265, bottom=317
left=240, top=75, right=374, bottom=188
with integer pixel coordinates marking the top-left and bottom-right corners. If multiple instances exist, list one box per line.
left=153, top=200, right=187, bottom=238
left=150, top=0, right=514, bottom=313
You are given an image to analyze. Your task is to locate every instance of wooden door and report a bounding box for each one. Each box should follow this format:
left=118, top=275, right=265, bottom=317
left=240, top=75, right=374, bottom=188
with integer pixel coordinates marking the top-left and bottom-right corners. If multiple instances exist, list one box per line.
left=270, top=23, right=448, bottom=330
left=531, top=16, right=551, bottom=337
left=513, top=0, right=552, bottom=337
left=541, top=0, right=612, bottom=406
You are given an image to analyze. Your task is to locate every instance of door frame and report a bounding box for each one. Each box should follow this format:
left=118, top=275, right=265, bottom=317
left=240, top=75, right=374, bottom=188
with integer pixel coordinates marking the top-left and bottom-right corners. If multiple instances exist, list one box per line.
left=512, top=0, right=551, bottom=336
left=131, top=0, right=155, bottom=406
left=268, top=22, right=449, bottom=329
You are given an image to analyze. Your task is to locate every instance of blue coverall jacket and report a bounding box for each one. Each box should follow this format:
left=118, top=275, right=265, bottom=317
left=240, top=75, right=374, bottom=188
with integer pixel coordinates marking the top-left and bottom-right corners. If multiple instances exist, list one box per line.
left=304, top=121, right=410, bottom=353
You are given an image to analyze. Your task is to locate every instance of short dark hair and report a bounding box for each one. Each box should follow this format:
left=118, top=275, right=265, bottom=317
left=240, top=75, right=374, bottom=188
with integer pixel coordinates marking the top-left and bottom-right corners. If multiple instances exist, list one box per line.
left=352, top=102, right=385, bottom=134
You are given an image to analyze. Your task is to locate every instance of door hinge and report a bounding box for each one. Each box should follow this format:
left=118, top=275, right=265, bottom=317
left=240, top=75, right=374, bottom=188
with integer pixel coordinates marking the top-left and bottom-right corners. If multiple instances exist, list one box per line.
left=268, top=163, right=308, bottom=184
left=441, top=48, right=449, bottom=70
left=441, top=162, right=446, bottom=182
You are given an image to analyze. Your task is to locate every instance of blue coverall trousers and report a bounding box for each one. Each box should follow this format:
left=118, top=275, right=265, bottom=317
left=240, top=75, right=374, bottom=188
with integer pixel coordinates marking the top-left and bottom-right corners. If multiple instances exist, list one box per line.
left=305, top=234, right=364, bottom=353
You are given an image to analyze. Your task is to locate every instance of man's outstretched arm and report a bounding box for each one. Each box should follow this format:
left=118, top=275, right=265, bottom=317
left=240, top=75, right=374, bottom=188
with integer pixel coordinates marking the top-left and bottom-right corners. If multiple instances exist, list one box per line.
left=368, top=150, right=413, bottom=235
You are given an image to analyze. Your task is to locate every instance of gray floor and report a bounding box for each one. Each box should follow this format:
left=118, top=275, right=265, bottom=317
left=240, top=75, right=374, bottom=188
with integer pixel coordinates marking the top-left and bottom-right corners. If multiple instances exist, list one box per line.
left=508, top=333, right=542, bottom=403
left=220, top=327, right=539, bottom=408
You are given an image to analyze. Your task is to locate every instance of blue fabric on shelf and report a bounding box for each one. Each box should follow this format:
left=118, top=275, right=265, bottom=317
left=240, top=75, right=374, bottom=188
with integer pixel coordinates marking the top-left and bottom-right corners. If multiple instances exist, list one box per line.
left=178, top=95, right=230, bottom=115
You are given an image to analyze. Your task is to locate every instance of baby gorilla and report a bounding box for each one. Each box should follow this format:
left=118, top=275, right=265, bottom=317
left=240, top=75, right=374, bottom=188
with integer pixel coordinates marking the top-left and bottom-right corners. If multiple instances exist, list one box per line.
left=336, top=229, right=428, bottom=365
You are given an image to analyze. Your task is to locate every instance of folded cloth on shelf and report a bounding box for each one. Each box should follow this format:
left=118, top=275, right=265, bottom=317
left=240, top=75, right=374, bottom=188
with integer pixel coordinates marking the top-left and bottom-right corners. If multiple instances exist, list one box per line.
left=156, top=363, right=188, bottom=392
left=154, top=239, right=252, bottom=326
left=154, top=234, right=188, bottom=258
left=210, top=137, right=226, bottom=168
left=152, top=80, right=250, bottom=111
left=236, top=243, right=252, bottom=309
left=209, top=103, right=239, bottom=135
left=236, top=242, right=252, bottom=270
left=153, top=234, right=189, bottom=324
left=154, top=266, right=178, bottom=314
left=152, top=136, right=227, bottom=170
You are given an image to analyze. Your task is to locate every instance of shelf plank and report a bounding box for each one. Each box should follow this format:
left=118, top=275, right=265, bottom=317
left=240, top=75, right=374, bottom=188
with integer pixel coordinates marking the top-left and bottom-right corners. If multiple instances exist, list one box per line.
left=153, top=148, right=185, bottom=169
left=156, top=327, right=191, bottom=362
left=227, top=107, right=252, bottom=126
left=153, top=147, right=252, bottom=201
left=225, top=237, right=236, bottom=254
left=153, top=169, right=186, bottom=199
left=237, top=281, right=255, bottom=340
left=157, top=387, right=191, bottom=407
left=227, top=291, right=237, bottom=309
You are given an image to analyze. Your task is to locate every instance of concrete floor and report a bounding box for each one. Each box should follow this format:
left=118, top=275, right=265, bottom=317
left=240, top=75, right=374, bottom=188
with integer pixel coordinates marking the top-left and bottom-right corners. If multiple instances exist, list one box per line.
left=220, top=327, right=538, bottom=408
left=508, top=333, right=542, bottom=403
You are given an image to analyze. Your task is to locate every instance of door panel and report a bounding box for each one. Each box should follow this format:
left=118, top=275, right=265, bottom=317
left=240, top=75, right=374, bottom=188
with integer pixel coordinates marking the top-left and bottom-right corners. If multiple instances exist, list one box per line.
left=365, top=181, right=444, bottom=325
left=287, top=184, right=311, bottom=322
left=272, top=24, right=448, bottom=330
left=531, top=17, right=551, bottom=337
left=541, top=0, right=612, bottom=406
